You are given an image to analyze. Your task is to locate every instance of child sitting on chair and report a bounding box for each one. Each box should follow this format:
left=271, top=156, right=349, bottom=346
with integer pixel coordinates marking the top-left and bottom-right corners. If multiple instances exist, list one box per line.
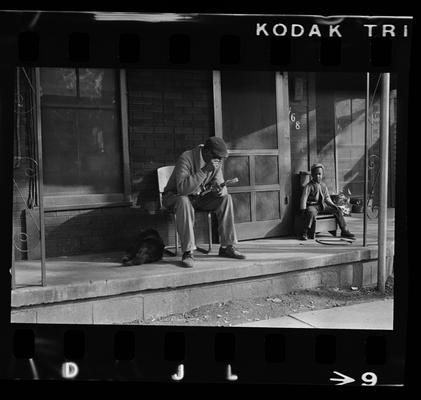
left=300, top=163, right=356, bottom=241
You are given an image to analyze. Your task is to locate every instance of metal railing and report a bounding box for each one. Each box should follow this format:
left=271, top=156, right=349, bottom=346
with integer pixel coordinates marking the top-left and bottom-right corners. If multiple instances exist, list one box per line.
left=11, top=67, right=47, bottom=289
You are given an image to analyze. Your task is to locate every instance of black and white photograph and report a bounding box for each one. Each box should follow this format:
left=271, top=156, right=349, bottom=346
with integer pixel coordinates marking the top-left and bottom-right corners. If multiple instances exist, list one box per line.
left=0, top=8, right=413, bottom=386
left=10, top=66, right=397, bottom=329
left=2, top=11, right=410, bottom=341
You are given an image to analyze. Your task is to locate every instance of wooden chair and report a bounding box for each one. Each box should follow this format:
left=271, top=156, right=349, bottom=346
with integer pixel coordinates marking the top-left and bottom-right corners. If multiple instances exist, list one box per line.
left=157, top=166, right=213, bottom=256
left=294, top=213, right=338, bottom=237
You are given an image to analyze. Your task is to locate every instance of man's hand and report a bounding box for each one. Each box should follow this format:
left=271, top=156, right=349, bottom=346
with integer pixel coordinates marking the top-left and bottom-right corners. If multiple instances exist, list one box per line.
left=211, top=182, right=227, bottom=197
left=202, top=159, right=222, bottom=173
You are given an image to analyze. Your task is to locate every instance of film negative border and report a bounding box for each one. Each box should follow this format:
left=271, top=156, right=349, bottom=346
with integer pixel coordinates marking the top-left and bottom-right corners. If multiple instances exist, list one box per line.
left=5, top=326, right=405, bottom=383
left=0, top=10, right=413, bottom=385
left=0, top=12, right=412, bottom=71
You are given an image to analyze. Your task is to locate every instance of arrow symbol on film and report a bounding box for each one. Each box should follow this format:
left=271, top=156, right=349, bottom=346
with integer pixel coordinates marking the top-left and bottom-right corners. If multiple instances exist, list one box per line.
left=330, top=371, right=355, bottom=385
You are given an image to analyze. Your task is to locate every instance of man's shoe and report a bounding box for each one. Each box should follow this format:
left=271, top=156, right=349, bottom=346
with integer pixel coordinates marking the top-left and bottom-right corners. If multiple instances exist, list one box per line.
left=218, top=245, right=246, bottom=259
left=300, top=233, right=308, bottom=241
left=341, top=230, right=356, bottom=239
left=181, top=251, right=195, bottom=268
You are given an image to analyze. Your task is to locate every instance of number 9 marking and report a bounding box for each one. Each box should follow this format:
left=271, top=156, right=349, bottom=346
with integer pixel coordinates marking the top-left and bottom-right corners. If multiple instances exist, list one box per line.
left=361, top=372, right=377, bottom=386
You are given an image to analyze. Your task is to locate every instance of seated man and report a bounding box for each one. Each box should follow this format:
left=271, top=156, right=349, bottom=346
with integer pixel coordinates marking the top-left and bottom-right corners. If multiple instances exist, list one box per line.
left=162, top=137, right=246, bottom=268
left=299, top=163, right=356, bottom=241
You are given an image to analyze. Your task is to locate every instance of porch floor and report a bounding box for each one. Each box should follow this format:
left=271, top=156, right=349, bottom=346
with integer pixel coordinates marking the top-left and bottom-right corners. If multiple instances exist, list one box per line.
left=12, top=210, right=395, bottom=310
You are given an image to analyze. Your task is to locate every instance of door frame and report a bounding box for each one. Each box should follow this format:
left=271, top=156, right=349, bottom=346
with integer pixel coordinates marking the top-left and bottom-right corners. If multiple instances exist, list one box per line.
left=212, top=70, right=293, bottom=239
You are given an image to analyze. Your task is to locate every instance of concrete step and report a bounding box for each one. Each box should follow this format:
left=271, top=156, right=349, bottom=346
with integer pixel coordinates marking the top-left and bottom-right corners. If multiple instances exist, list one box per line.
left=11, top=237, right=394, bottom=324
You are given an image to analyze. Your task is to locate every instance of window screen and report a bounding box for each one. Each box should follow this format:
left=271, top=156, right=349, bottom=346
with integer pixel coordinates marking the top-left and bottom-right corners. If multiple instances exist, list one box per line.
left=40, top=68, right=123, bottom=197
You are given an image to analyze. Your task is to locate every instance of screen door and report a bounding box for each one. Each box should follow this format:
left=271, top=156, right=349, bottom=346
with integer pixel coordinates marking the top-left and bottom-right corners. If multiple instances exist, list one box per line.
left=214, top=70, right=292, bottom=240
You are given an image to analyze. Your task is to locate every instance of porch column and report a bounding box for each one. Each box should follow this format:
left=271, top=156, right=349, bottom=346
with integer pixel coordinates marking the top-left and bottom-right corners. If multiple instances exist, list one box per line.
left=363, top=73, right=370, bottom=247
left=34, top=68, right=47, bottom=286
left=378, top=73, right=390, bottom=293
left=212, top=70, right=223, bottom=138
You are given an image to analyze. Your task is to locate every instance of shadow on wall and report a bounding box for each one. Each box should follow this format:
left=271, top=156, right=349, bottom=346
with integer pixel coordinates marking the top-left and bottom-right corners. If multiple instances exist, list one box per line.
left=300, top=112, right=393, bottom=208
left=225, top=124, right=278, bottom=150
left=342, top=132, right=395, bottom=209
left=22, top=206, right=212, bottom=260
left=131, top=161, right=168, bottom=210
left=23, top=208, right=173, bottom=260
left=342, top=137, right=380, bottom=204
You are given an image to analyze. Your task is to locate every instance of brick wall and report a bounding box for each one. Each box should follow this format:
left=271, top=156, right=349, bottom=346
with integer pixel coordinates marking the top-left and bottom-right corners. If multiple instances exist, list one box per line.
left=315, top=73, right=397, bottom=203
left=315, top=74, right=337, bottom=193
left=13, top=68, right=215, bottom=259
left=335, top=96, right=365, bottom=197
left=127, top=69, right=215, bottom=212
left=24, top=206, right=212, bottom=258
left=388, top=90, right=397, bottom=207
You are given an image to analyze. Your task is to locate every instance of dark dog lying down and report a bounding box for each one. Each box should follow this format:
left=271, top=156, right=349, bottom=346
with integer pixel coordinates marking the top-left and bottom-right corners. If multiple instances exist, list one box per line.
left=121, top=229, right=165, bottom=266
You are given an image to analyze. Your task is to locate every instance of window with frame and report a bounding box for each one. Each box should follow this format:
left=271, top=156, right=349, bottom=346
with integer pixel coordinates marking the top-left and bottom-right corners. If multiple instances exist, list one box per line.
left=39, top=68, right=129, bottom=209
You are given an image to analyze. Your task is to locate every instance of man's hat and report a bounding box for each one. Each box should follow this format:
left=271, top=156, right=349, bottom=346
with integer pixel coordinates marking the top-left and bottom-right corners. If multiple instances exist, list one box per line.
left=205, top=137, right=229, bottom=158
left=310, top=163, right=324, bottom=172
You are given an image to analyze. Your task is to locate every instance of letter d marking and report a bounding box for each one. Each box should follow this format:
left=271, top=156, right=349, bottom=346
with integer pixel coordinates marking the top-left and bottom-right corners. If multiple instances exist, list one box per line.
left=62, top=362, right=79, bottom=379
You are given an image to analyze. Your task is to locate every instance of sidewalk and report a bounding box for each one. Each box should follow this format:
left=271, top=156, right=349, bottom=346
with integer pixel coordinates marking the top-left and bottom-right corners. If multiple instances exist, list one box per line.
left=235, top=299, right=393, bottom=329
